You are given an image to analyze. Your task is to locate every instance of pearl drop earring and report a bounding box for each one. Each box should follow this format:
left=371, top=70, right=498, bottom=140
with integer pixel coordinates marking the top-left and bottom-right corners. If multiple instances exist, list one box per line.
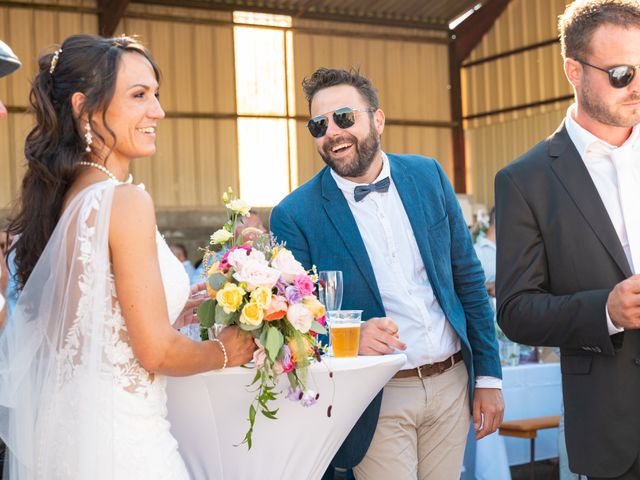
left=84, top=123, right=93, bottom=153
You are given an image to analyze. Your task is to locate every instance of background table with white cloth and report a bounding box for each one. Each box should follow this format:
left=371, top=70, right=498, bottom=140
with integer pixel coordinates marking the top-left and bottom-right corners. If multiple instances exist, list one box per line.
left=167, top=354, right=406, bottom=480
left=469, top=362, right=562, bottom=479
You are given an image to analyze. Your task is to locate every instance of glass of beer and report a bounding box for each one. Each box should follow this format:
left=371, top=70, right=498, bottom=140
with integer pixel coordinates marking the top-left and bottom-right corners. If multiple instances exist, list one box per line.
left=327, top=310, right=362, bottom=358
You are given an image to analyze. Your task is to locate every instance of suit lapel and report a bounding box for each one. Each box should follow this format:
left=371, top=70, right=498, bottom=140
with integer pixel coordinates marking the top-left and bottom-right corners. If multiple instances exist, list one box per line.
left=549, top=124, right=632, bottom=277
left=320, top=169, right=385, bottom=312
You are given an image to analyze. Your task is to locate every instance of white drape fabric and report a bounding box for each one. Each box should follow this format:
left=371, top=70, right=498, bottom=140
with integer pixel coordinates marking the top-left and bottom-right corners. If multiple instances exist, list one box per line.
left=166, top=354, right=406, bottom=480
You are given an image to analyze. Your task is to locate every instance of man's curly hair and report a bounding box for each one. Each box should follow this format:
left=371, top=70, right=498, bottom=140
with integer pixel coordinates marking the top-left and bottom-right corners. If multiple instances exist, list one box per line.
left=301, top=67, right=379, bottom=112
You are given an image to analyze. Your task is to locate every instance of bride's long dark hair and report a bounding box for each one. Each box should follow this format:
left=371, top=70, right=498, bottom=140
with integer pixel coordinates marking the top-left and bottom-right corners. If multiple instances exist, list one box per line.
left=7, top=34, right=160, bottom=288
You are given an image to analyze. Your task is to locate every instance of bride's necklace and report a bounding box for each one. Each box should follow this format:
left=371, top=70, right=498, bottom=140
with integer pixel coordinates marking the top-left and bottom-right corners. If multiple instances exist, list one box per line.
left=78, top=161, right=121, bottom=182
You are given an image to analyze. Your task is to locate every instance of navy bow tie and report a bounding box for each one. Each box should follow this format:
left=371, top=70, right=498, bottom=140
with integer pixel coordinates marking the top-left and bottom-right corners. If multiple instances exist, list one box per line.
left=353, top=176, right=391, bottom=202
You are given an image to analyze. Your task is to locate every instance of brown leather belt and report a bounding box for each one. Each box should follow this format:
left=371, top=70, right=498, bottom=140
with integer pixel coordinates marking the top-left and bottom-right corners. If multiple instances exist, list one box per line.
left=393, top=352, right=463, bottom=379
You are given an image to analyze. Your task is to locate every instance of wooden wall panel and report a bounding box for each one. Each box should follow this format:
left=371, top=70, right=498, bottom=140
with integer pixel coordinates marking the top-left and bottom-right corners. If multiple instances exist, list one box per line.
left=465, top=103, right=568, bottom=207
left=463, top=0, right=573, bottom=209
left=118, top=13, right=236, bottom=208
left=463, top=43, right=571, bottom=124
left=293, top=33, right=451, bottom=122
left=0, top=2, right=98, bottom=213
left=1, top=1, right=456, bottom=218
left=292, top=30, right=453, bottom=186
left=384, top=125, right=453, bottom=181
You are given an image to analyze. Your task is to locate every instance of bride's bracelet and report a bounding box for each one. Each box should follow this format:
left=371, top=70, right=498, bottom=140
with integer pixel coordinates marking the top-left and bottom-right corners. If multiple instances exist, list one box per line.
left=211, top=338, right=228, bottom=370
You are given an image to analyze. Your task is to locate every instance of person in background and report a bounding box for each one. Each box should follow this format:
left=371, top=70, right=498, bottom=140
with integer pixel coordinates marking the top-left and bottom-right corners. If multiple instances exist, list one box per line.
left=192, top=211, right=267, bottom=284
left=170, top=242, right=196, bottom=280
left=1, top=231, right=18, bottom=318
left=474, top=207, right=496, bottom=298
left=236, top=211, right=267, bottom=243
left=470, top=206, right=510, bottom=480
left=0, top=232, right=8, bottom=331
left=0, top=39, right=21, bottom=330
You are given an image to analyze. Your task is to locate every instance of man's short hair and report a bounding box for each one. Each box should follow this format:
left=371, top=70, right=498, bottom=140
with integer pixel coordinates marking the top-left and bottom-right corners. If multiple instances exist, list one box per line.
left=559, top=0, right=640, bottom=60
left=301, top=67, right=379, bottom=112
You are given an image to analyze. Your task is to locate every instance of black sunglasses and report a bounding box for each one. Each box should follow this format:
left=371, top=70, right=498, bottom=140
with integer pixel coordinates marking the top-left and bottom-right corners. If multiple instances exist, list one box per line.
left=307, top=106, right=374, bottom=138
left=577, top=59, right=640, bottom=88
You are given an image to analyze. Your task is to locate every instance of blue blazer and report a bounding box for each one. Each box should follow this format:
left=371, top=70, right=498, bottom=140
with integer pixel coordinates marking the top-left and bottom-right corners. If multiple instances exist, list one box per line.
left=270, top=153, right=501, bottom=468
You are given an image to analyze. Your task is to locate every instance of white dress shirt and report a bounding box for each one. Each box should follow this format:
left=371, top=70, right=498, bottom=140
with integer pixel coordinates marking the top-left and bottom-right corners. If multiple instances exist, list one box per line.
left=565, top=105, right=640, bottom=335
left=331, top=153, right=500, bottom=388
left=0, top=266, right=4, bottom=312
left=474, top=235, right=496, bottom=284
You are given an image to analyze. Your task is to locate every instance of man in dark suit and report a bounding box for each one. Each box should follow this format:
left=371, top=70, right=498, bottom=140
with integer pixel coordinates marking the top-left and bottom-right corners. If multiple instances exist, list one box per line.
left=270, top=67, right=503, bottom=479
left=495, top=1, right=640, bottom=478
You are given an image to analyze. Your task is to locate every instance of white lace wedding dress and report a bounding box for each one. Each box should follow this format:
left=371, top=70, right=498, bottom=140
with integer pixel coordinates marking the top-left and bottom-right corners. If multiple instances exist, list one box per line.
left=0, top=180, right=193, bottom=479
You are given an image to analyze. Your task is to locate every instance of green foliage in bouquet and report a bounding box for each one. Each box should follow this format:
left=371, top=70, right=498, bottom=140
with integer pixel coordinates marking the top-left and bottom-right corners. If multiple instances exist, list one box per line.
left=197, top=188, right=327, bottom=448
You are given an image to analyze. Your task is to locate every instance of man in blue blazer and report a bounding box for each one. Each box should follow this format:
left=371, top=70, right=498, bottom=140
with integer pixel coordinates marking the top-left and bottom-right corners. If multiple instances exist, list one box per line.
left=270, top=68, right=503, bottom=479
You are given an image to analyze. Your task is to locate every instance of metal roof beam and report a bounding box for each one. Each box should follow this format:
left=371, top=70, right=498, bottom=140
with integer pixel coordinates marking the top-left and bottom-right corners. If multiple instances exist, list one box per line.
left=451, top=0, right=511, bottom=62
left=100, top=0, right=131, bottom=37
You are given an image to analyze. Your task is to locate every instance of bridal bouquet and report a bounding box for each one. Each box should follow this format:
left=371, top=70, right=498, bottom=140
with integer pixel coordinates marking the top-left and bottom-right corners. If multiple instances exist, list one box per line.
left=197, top=188, right=327, bottom=448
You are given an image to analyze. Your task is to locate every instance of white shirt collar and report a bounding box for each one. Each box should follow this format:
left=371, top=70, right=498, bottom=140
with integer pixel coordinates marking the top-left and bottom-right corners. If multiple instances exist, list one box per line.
left=330, top=152, right=390, bottom=198
left=565, top=104, right=640, bottom=157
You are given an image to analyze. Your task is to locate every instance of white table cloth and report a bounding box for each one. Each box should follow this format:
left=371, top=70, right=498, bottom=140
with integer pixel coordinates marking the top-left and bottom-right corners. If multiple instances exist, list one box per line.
left=167, top=354, right=406, bottom=480
left=501, top=363, right=562, bottom=464
left=472, top=362, right=562, bottom=479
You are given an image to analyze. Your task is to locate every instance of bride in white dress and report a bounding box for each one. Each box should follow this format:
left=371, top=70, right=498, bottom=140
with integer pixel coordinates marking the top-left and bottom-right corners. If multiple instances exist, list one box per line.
left=0, top=34, right=256, bottom=479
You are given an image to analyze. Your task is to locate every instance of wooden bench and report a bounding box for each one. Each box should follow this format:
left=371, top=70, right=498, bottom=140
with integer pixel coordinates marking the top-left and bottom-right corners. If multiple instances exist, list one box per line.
left=499, top=415, right=561, bottom=480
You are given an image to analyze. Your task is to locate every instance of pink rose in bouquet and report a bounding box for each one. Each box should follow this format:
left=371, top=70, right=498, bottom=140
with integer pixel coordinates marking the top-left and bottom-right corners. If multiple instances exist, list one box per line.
left=294, top=274, right=315, bottom=297
left=271, top=248, right=306, bottom=282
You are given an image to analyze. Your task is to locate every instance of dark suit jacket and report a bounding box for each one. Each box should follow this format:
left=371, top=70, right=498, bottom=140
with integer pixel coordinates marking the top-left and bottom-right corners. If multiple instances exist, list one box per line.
left=270, top=153, right=501, bottom=469
left=495, top=122, right=640, bottom=477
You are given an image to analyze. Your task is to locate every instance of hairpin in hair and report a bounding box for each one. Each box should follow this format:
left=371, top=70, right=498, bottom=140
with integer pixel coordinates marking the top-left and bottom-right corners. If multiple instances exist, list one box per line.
left=49, top=48, right=62, bottom=75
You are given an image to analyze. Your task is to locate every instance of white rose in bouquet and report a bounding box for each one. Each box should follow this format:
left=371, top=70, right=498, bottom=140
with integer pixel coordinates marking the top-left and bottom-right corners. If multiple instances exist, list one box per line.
left=226, top=199, right=251, bottom=216
left=233, top=260, right=281, bottom=292
left=286, top=303, right=314, bottom=333
left=271, top=249, right=306, bottom=282
left=210, top=228, right=233, bottom=245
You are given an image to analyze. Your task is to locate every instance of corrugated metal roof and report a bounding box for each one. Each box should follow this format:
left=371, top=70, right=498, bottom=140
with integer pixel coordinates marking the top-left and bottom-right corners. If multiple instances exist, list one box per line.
left=132, top=0, right=484, bottom=30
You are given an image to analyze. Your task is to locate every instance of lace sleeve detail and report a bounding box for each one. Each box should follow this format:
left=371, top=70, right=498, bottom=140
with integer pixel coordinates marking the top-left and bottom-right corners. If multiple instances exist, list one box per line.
left=56, top=186, right=157, bottom=398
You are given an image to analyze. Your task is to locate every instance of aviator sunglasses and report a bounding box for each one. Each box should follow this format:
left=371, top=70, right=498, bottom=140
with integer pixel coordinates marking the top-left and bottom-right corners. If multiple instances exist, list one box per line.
left=576, top=59, right=640, bottom=88
left=307, top=106, right=375, bottom=138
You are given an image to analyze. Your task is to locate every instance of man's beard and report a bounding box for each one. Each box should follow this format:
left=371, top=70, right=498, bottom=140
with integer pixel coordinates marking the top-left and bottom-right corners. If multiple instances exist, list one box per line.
left=581, top=76, right=640, bottom=128
left=319, top=123, right=380, bottom=178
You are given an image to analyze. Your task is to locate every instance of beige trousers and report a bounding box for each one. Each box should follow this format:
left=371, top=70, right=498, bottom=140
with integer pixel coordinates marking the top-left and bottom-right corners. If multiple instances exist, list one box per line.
left=353, top=360, right=471, bottom=480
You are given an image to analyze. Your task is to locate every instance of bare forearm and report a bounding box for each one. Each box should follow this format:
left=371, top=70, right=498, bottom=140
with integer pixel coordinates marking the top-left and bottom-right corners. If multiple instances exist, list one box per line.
left=144, top=331, right=225, bottom=376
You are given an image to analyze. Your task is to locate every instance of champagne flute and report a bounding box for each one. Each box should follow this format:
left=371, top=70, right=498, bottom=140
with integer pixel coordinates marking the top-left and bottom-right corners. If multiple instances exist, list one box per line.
left=318, top=271, right=343, bottom=356
left=318, top=271, right=343, bottom=311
